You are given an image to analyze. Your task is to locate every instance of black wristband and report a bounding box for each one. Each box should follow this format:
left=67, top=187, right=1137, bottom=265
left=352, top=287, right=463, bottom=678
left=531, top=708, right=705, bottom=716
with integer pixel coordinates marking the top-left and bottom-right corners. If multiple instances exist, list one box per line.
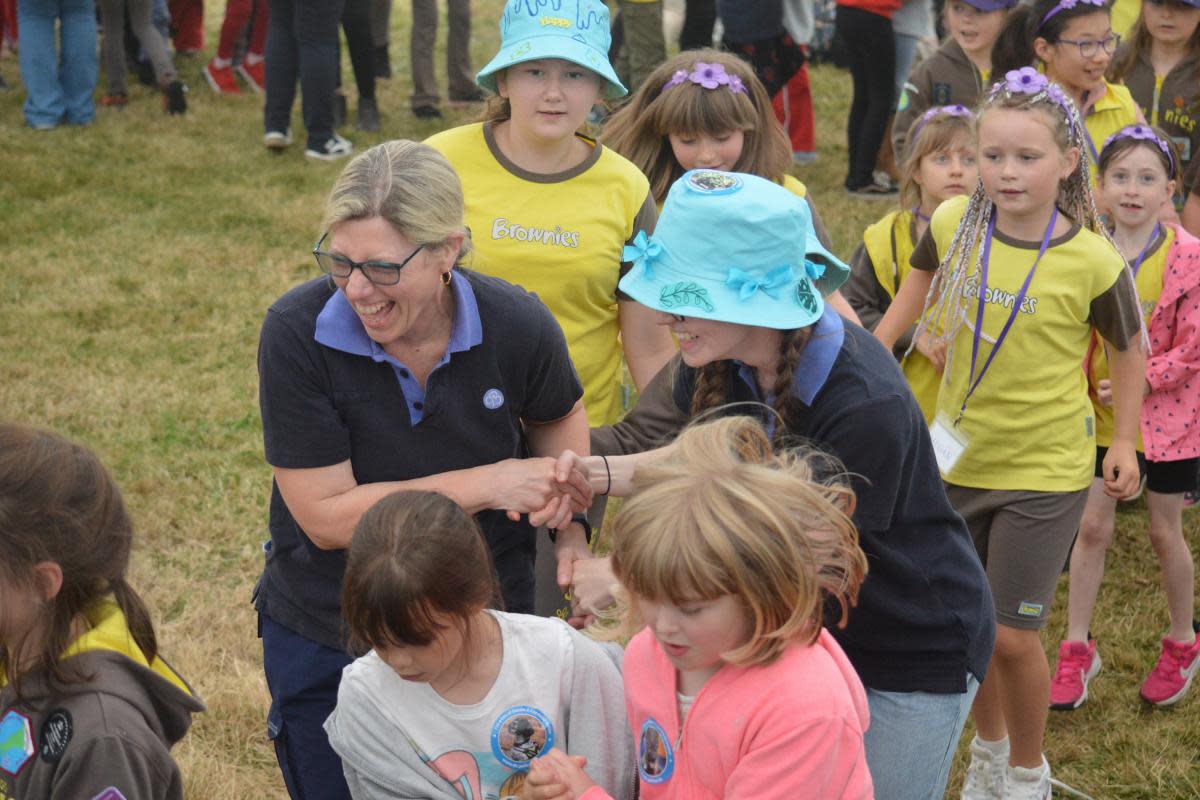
left=548, top=512, right=592, bottom=544
left=600, top=455, right=612, bottom=496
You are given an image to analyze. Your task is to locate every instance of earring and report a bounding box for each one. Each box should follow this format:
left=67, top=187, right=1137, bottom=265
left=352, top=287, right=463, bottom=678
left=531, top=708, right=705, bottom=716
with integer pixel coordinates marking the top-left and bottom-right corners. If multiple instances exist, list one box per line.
left=441, top=271, right=452, bottom=286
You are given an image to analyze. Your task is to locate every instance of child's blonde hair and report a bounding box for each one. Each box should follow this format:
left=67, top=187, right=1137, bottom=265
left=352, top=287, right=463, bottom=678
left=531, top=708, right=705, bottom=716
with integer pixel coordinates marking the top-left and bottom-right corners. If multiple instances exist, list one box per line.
left=604, top=416, right=867, bottom=667
left=600, top=49, right=791, bottom=203
left=911, top=78, right=1119, bottom=358
left=899, top=108, right=977, bottom=211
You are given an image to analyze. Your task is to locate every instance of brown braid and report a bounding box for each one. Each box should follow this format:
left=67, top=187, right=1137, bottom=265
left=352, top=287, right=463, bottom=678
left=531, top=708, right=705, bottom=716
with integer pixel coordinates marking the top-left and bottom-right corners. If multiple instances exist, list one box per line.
left=770, top=327, right=814, bottom=444
left=688, top=328, right=813, bottom=442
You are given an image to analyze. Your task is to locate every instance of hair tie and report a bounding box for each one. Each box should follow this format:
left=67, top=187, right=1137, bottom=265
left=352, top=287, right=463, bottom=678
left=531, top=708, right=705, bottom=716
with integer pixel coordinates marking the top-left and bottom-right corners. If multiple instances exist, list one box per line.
left=1038, top=0, right=1105, bottom=31
left=1102, top=125, right=1177, bottom=178
left=910, top=104, right=975, bottom=145
left=663, top=62, right=747, bottom=95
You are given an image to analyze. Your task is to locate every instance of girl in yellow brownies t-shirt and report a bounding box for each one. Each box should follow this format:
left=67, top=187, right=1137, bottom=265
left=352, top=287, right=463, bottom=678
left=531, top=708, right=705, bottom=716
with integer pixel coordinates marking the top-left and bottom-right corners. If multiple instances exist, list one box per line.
left=874, top=72, right=1145, bottom=798
left=427, top=0, right=675, bottom=428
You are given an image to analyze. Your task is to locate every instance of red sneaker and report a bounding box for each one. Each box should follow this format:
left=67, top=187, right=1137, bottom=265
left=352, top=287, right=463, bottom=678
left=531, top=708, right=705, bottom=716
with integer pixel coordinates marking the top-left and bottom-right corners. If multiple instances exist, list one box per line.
left=1140, top=636, right=1200, bottom=706
left=100, top=93, right=128, bottom=107
left=1049, top=639, right=1101, bottom=710
left=203, top=61, right=240, bottom=95
left=237, top=60, right=266, bottom=94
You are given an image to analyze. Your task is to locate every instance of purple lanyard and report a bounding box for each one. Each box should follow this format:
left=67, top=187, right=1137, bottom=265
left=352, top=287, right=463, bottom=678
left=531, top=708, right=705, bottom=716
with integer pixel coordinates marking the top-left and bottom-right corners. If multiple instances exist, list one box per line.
left=1130, top=224, right=1161, bottom=277
left=956, top=207, right=1059, bottom=425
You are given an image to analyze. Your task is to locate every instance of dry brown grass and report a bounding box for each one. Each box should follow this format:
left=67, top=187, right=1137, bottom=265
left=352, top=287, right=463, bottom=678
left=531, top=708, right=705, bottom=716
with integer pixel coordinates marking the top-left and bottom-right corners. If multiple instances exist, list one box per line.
left=0, top=1, right=1196, bottom=796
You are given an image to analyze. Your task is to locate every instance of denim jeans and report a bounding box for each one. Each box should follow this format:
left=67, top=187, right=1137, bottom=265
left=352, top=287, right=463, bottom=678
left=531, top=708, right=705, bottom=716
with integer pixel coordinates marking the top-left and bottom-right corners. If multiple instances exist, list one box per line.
left=863, top=674, right=980, bottom=800
left=17, top=0, right=98, bottom=127
left=264, top=0, right=345, bottom=149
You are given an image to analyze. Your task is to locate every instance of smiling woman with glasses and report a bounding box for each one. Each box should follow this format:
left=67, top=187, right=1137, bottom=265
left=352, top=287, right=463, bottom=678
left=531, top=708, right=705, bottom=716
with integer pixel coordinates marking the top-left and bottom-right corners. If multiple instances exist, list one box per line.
left=254, top=139, right=596, bottom=800
left=993, top=0, right=1144, bottom=188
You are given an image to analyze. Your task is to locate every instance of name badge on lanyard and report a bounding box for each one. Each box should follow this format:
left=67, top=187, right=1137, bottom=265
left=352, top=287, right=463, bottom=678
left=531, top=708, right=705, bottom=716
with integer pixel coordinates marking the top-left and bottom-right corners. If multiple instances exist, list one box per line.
left=930, top=413, right=969, bottom=475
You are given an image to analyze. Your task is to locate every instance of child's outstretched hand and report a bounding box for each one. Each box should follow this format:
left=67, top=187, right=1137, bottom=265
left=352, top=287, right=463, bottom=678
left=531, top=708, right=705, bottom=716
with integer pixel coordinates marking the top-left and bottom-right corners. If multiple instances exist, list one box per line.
left=915, top=329, right=947, bottom=373
left=522, top=749, right=595, bottom=800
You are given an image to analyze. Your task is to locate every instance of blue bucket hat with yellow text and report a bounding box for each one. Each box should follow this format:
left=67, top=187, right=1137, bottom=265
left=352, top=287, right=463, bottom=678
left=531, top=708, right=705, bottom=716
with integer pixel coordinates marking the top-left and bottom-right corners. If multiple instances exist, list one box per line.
left=618, top=170, right=850, bottom=330
left=476, top=0, right=627, bottom=99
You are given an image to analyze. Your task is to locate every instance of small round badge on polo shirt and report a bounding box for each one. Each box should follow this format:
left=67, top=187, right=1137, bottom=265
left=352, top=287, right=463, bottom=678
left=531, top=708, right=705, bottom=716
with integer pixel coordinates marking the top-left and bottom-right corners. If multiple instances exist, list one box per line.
left=638, top=718, right=675, bottom=784
left=491, top=705, right=554, bottom=770
left=482, top=388, right=505, bottom=410
left=685, top=170, right=742, bottom=195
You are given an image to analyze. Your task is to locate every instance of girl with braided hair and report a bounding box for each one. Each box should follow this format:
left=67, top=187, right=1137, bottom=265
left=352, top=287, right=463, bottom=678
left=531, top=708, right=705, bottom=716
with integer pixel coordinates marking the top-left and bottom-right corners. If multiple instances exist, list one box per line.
left=874, top=72, right=1146, bottom=798
left=560, top=169, right=995, bottom=800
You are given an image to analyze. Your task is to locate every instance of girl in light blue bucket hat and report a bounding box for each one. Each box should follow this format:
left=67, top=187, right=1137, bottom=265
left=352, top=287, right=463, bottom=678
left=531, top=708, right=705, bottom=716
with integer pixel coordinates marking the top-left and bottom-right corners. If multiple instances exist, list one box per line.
left=427, top=0, right=676, bottom=431
left=556, top=169, right=997, bottom=800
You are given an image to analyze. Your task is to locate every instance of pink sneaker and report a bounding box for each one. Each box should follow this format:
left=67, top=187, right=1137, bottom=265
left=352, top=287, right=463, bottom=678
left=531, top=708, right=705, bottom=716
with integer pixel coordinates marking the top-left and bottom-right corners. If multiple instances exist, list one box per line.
left=1140, top=636, right=1200, bottom=706
left=1049, top=640, right=1101, bottom=710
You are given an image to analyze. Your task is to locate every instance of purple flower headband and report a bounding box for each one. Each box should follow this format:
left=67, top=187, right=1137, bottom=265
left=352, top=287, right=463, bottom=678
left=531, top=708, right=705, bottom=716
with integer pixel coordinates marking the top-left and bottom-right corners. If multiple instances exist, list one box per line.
left=1102, top=125, right=1177, bottom=177
left=1038, top=0, right=1105, bottom=31
left=910, top=105, right=975, bottom=145
left=989, top=68, right=1082, bottom=142
left=663, top=62, right=747, bottom=95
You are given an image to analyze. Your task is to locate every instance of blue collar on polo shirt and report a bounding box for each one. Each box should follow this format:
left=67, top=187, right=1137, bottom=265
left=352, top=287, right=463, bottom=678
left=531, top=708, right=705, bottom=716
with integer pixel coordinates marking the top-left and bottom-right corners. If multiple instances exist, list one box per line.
left=734, top=304, right=845, bottom=430
left=313, top=272, right=483, bottom=424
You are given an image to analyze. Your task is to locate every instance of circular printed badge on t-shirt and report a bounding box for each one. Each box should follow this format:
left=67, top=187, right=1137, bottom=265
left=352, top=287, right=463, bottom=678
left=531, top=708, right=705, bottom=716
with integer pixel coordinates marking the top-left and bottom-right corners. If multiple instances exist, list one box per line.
left=491, top=705, right=554, bottom=770
left=638, top=718, right=675, bottom=784
left=685, top=170, right=743, bottom=196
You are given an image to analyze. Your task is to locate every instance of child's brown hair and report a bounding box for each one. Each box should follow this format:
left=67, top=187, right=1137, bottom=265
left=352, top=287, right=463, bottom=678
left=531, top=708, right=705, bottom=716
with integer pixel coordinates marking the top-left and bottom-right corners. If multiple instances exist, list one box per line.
left=600, top=49, right=791, bottom=204
left=341, top=491, right=500, bottom=654
left=0, top=424, right=158, bottom=698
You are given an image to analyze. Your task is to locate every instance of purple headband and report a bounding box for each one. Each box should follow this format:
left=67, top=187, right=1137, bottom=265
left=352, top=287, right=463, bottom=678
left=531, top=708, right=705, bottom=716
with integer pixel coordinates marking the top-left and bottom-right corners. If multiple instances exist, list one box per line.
left=1038, top=0, right=1106, bottom=31
left=910, top=104, right=975, bottom=145
left=1102, top=125, right=1177, bottom=177
left=989, top=68, right=1083, bottom=142
left=663, top=62, right=747, bottom=95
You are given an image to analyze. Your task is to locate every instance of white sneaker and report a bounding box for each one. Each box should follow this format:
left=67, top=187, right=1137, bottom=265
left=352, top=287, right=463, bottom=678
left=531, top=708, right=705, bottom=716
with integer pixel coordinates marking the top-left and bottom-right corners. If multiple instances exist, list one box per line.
left=1003, top=756, right=1052, bottom=800
left=961, top=736, right=1009, bottom=800
left=305, top=133, right=353, bottom=161
left=264, top=129, right=293, bottom=150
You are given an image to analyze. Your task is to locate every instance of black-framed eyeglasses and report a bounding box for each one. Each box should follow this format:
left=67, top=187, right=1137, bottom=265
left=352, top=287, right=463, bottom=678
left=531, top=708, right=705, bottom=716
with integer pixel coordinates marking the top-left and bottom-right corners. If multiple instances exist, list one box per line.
left=1056, top=33, right=1120, bottom=59
left=312, top=231, right=424, bottom=286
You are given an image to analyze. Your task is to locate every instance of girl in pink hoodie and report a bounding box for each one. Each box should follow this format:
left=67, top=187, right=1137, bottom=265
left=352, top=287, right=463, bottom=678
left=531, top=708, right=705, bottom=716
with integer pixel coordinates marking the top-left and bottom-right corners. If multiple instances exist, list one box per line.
left=525, top=416, right=875, bottom=800
left=1052, top=125, right=1200, bottom=712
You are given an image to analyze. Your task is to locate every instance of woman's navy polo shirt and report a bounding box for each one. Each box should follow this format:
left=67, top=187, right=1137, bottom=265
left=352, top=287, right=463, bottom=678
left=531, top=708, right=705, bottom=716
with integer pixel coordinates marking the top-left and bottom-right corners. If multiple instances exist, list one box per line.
left=256, top=269, right=583, bottom=651
left=673, top=307, right=995, bottom=694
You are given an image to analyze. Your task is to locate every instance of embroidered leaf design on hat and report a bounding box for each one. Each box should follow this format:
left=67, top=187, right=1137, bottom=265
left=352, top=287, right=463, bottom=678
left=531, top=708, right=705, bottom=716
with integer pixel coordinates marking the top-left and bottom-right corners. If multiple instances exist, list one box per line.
left=795, top=278, right=820, bottom=315
left=660, top=283, right=715, bottom=312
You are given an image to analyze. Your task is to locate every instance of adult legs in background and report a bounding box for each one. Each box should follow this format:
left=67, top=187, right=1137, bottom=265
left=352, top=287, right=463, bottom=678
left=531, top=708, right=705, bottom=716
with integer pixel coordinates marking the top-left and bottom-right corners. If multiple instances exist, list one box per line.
left=371, top=0, right=391, bottom=77
left=341, top=0, right=378, bottom=128
left=679, top=0, right=715, bottom=50
left=863, top=677, right=979, bottom=800
left=444, top=0, right=475, bottom=101
left=835, top=5, right=895, bottom=190
left=264, top=0, right=344, bottom=150
left=409, top=0, right=438, bottom=112
left=167, top=0, right=203, bottom=51
left=773, top=55, right=815, bottom=159
left=616, top=0, right=664, bottom=93
left=18, top=0, right=98, bottom=127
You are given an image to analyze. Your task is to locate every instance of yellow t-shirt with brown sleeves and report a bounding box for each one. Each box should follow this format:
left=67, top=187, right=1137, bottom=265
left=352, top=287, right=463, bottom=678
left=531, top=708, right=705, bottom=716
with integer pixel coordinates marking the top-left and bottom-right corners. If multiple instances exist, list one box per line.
left=1090, top=225, right=1172, bottom=449
left=912, top=195, right=1139, bottom=491
left=861, top=209, right=942, bottom=422
left=1083, top=81, right=1141, bottom=184
left=427, top=122, right=656, bottom=426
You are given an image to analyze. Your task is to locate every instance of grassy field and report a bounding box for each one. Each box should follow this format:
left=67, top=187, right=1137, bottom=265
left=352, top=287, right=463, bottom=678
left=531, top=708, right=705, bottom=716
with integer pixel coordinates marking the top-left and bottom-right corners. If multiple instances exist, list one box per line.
left=0, top=2, right=1197, bottom=797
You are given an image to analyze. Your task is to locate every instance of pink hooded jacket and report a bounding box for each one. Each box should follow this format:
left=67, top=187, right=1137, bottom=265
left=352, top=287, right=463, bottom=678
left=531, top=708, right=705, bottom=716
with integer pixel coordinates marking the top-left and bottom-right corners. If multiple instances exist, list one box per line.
left=1142, top=224, right=1200, bottom=462
left=580, top=627, right=874, bottom=800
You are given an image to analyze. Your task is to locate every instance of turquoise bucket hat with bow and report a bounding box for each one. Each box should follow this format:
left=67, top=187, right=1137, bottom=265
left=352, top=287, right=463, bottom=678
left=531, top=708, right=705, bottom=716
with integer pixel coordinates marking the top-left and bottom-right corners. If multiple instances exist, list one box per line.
left=618, top=170, right=850, bottom=330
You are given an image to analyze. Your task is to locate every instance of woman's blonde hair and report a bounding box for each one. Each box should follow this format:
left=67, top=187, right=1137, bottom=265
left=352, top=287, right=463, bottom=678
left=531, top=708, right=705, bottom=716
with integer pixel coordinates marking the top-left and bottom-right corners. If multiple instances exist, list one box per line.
left=322, top=139, right=472, bottom=260
left=600, top=49, right=791, bottom=204
left=603, top=416, right=867, bottom=667
left=899, top=112, right=976, bottom=211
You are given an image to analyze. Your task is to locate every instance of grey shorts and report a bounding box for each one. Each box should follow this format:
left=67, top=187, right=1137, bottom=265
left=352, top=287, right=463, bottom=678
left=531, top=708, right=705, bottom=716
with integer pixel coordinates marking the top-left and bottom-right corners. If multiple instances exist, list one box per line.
left=943, top=485, right=1089, bottom=631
